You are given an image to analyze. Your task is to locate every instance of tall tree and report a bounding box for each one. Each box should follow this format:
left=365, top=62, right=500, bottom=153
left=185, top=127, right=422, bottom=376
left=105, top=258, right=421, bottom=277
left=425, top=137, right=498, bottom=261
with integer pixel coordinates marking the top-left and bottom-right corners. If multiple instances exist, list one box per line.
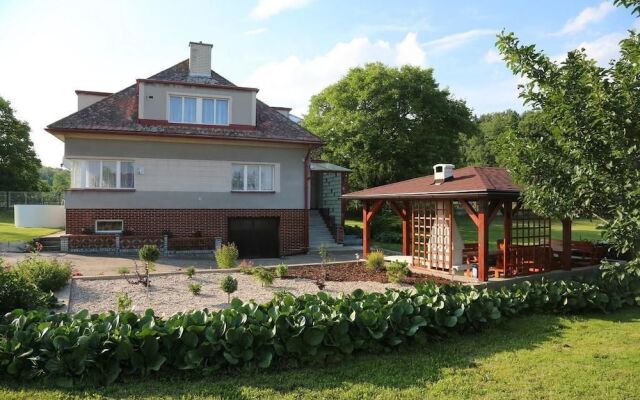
left=460, top=110, right=520, bottom=167
left=303, top=63, right=474, bottom=190
left=496, top=1, right=640, bottom=255
left=0, top=97, right=41, bottom=191
left=39, top=166, right=70, bottom=193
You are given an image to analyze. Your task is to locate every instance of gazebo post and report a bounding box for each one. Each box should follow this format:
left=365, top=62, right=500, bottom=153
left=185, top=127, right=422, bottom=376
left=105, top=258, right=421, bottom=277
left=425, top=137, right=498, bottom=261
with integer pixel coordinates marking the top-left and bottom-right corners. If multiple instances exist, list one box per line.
left=362, top=201, right=371, bottom=257
left=503, top=201, right=512, bottom=276
left=562, top=218, right=572, bottom=270
left=402, top=201, right=412, bottom=256
left=477, top=200, right=490, bottom=282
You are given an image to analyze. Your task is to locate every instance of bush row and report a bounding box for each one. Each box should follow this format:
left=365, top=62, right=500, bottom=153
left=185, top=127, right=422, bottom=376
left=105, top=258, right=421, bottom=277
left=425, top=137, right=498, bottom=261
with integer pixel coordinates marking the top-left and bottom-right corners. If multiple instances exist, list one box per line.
left=0, top=260, right=638, bottom=386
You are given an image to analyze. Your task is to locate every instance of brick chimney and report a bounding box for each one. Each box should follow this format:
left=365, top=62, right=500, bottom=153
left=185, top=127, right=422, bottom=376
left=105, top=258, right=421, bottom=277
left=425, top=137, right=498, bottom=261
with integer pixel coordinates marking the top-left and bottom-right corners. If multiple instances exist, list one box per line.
left=189, top=41, right=213, bottom=77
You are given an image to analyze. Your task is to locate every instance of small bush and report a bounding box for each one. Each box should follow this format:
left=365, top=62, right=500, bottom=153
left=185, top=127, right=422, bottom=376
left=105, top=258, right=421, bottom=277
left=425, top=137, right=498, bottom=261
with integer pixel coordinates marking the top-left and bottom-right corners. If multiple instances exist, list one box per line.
left=238, top=259, right=255, bottom=274
left=188, top=283, right=202, bottom=295
left=185, top=266, right=196, bottom=278
left=220, top=275, right=238, bottom=302
left=115, top=292, right=132, bottom=312
left=139, top=245, right=160, bottom=263
left=386, top=261, right=409, bottom=283
left=252, top=267, right=275, bottom=287
left=12, top=256, right=72, bottom=292
left=0, top=270, right=54, bottom=313
left=117, top=266, right=130, bottom=275
left=275, top=263, right=288, bottom=278
left=366, top=250, right=385, bottom=271
left=215, top=243, right=239, bottom=269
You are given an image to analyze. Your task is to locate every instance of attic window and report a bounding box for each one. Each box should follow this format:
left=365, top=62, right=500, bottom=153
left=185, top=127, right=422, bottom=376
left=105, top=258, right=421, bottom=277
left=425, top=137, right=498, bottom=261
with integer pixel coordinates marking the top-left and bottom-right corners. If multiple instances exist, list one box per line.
left=168, top=95, right=229, bottom=125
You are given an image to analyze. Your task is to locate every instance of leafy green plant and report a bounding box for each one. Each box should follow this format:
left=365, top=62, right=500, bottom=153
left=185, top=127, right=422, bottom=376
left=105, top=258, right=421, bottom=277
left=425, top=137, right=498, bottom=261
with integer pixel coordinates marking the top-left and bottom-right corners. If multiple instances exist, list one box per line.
left=252, top=267, right=275, bottom=287
left=319, top=244, right=330, bottom=266
left=238, top=259, right=255, bottom=275
left=0, top=270, right=54, bottom=313
left=386, top=261, right=409, bottom=283
left=188, top=283, right=202, bottom=295
left=117, top=266, right=130, bottom=276
left=215, top=243, right=239, bottom=269
left=220, top=275, right=238, bottom=302
left=185, top=266, right=196, bottom=279
left=12, top=256, right=72, bottom=292
left=275, top=263, right=288, bottom=278
left=123, top=245, right=160, bottom=287
left=366, top=250, right=385, bottom=271
left=115, top=292, right=132, bottom=312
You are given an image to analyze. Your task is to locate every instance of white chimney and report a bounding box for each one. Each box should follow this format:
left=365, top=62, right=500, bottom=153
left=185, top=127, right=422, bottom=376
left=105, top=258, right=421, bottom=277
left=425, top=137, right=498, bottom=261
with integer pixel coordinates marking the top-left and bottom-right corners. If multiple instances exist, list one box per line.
left=433, top=164, right=455, bottom=185
left=75, top=90, right=112, bottom=111
left=272, top=107, right=291, bottom=118
left=189, top=41, right=213, bottom=77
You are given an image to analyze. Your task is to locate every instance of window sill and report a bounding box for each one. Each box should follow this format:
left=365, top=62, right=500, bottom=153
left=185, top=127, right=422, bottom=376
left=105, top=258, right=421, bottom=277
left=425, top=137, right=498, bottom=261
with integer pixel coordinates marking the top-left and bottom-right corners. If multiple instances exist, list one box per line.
left=68, top=188, right=136, bottom=192
left=231, top=190, right=276, bottom=194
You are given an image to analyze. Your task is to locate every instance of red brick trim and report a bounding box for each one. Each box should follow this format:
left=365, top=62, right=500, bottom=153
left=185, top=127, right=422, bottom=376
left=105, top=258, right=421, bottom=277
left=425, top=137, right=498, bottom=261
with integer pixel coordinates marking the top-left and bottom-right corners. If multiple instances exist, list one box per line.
left=66, top=209, right=307, bottom=256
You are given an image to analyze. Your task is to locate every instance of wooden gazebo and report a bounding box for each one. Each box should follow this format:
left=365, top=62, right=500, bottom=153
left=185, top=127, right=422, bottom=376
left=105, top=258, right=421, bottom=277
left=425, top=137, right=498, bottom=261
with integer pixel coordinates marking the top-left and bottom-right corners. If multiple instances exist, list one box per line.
left=343, top=165, right=573, bottom=282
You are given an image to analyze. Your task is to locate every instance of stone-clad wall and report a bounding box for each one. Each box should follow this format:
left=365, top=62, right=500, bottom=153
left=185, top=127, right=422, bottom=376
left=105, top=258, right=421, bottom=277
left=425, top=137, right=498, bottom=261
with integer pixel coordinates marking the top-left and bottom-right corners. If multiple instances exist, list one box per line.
left=321, top=173, right=342, bottom=225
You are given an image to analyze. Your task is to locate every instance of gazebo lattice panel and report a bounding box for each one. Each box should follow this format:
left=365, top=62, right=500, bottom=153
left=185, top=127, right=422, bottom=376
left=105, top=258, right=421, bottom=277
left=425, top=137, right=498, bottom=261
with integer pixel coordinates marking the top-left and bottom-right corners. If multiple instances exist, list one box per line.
left=507, top=206, right=553, bottom=276
left=412, top=200, right=453, bottom=271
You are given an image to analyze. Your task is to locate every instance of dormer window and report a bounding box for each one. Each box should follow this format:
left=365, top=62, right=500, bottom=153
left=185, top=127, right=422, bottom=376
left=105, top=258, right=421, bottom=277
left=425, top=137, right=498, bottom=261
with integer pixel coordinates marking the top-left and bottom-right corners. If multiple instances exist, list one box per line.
left=168, top=95, right=229, bottom=125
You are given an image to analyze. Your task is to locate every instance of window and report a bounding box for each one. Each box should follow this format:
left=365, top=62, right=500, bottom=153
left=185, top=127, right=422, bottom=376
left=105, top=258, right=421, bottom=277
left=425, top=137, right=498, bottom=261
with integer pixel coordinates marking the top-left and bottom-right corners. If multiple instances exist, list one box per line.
left=168, top=95, right=229, bottom=125
left=231, top=164, right=275, bottom=192
left=95, top=220, right=123, bottom=234
left=70, top=160, right=135, bottom=189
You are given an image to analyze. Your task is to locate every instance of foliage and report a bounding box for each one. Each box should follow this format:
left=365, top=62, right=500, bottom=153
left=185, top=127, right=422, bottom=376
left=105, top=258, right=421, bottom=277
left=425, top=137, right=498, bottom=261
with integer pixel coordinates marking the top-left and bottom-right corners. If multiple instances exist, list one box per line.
left=139, top=245, right=160, bottom=263
left=251, top=267, right=275, bottom=287
left=460, top=110, right=520, bottom=167
left=0, top=270, right=54, bottom=314
left=188, top=283, right=202, bottom=296
left=117, top=266, right=130, bottom=276
left=318, top=244, right=330, bottom=266
left=115, top=292, right=132, bottom=313
left=185, top=267, right=196, bottom=279
left=0, top=96, right=41, bottom=191
left=385, top=261, right=409, bottom=283
left=215, top=243, right=239, bottom=269
left=373, top=230, right=403, bottom=244
left=366, top=250, right=385, bottom=271
left=0, top=262, right=638, bottom=386
left=302, top=63, right=475, bottom=190
left=238, top=260, right=255, bottom=275
left=38, top=167, right=70, bottom=193
left=123, top=246, right=159, bottom=287
left=495, top=5, right=640, bottom=256
left=220, top=275, right=238, bottom=303
left=12, top=256, right=72, bottom=292
left=274, top=264, right=288, bottom=278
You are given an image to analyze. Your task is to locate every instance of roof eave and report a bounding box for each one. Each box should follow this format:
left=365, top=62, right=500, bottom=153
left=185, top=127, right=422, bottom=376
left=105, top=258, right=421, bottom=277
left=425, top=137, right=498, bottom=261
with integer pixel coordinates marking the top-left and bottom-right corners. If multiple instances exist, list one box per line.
left=342, top=189, right=520, bottom=200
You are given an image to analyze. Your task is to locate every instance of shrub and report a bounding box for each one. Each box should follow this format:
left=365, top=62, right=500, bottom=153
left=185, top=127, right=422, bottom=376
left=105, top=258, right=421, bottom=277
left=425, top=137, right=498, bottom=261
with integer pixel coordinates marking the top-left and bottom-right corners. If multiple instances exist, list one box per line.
left=366, top=250, right=385, bottom=271
left=117, top=266, right=130, bottom=276
left=373, top=231, right=403, bottom=243
left=275, top=263, right=288, bottom=278
left=252, top=267, right=275, bottom=287
left=238, top=259, right=255, bottom=274
left=220, top=275, right=238, bottom=302
left=0, top=270, right=54, bottom=314
left=386, top=261, right=409, bottom=283
left=185, top=266, right=196, bottom=278
left=12, top=256, right=72, bottom=292
left=139, top=245, right=160, bottom=263
left=188, top=283, right=202, bottom=295
left=115, top=292, right=132, bottom=313
left=215, top=243, right=239, bottom=269
left=319, top=244, right=330, bottom=265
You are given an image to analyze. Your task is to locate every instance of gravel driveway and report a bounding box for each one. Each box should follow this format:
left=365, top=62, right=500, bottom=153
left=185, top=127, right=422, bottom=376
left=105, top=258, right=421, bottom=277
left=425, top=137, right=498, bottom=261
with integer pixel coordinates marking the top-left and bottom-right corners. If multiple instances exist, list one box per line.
left=69, top=271, right=412, bottom=315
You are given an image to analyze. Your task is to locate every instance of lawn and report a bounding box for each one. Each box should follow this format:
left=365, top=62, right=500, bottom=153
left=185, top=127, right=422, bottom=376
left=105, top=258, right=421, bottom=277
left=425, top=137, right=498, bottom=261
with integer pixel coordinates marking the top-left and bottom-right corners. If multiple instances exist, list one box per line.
left=0, top=210, right=62, bottom=242
left=346, top=212, right=602, bottom=253
left=1, top=308, right=638, bottom=399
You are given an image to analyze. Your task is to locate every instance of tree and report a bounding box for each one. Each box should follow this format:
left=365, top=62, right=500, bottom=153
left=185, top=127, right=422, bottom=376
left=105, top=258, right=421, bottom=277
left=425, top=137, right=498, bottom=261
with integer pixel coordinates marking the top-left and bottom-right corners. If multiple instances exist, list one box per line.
left=495, top=2, right=640, bottom=255
left=0, top=97, right=41, bottom=191
left=303, top=63, right=475, bottom=190
left=39, top=166, right=70, bottom=193
left=460, top=110, right=520, bottom=167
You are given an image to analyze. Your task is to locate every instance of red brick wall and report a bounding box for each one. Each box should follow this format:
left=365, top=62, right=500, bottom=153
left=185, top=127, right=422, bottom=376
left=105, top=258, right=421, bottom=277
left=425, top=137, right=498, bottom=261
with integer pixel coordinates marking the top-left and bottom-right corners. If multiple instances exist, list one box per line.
left=66, top=209, right=308, bottom=256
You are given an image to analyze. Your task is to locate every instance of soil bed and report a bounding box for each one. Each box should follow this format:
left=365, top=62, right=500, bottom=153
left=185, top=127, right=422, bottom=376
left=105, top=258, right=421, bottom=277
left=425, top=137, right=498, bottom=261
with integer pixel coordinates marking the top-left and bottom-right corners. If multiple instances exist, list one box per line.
left=286, top=262, right=452, bottom=286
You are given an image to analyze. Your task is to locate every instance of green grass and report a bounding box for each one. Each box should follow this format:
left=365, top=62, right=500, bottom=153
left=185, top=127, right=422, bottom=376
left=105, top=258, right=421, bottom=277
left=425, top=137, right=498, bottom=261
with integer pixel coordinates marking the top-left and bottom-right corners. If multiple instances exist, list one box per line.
left=0, top=211, right=62, bottom=242
left=1, top=308, right=638, bottom=399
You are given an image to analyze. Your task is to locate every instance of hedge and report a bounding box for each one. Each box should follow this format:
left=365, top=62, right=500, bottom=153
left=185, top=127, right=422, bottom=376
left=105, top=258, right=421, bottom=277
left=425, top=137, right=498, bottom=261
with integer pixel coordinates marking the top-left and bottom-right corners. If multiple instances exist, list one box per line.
left=0, top=260, right=638, bottom=386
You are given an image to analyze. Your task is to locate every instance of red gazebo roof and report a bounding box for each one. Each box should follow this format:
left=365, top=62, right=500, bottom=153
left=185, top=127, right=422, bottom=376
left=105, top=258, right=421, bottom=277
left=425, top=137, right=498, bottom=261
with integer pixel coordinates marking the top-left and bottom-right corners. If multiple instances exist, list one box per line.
left=343, top=166, right=520, bottom=199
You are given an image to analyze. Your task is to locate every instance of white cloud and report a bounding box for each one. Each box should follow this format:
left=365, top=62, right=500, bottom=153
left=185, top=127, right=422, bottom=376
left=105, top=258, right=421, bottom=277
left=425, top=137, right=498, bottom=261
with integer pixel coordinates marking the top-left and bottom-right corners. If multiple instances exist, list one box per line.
left=245, top=27, right=268, bottom=35
left=483, top=48, right=502, bottom=64
left=243, top=33, right=427, bottom=115
left=578, top=32, right=625, bottom=63
left=250, top=0, right=312, bottom=20
left=424, top=29, right=495, bottom=53
left=557, top=1, right=614, bottom=35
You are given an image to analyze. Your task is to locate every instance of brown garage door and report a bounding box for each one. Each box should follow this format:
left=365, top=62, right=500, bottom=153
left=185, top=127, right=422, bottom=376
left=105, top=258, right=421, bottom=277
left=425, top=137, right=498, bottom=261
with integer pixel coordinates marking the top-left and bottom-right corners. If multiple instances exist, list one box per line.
left=228, top=217, right=280, bottom=258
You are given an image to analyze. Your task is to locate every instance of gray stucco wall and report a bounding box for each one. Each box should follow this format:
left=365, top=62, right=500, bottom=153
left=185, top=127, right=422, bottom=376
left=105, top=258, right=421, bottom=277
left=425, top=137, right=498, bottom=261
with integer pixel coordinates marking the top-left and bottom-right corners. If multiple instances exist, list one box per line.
left=139, top=82, right=256, bottom=125
left=64, top=138, right=306, bottom=209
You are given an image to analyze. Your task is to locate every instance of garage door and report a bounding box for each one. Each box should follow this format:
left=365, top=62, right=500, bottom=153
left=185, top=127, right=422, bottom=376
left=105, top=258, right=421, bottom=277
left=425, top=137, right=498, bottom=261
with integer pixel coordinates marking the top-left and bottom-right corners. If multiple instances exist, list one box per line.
left=228, top=217, right=280, bottom=258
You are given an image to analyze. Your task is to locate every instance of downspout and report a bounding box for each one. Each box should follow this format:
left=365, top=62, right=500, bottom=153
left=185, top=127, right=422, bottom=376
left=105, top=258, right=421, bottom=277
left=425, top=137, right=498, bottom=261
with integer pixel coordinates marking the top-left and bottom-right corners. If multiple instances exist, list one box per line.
left=303, top=147, right=311, bottom=253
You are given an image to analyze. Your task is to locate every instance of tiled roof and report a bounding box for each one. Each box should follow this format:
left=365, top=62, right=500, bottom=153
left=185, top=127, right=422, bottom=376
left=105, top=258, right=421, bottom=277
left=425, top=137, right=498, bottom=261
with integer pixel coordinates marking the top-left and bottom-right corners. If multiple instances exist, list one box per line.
left=343, top=167, right=520, bottom=199
left=47, top=60, right=322, bottom=145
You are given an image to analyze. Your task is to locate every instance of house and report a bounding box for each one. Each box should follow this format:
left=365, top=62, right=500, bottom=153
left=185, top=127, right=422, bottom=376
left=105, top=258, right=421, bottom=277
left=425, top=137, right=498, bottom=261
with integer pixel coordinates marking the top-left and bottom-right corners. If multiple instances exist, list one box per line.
left=46, top=42, right=349, bottom=257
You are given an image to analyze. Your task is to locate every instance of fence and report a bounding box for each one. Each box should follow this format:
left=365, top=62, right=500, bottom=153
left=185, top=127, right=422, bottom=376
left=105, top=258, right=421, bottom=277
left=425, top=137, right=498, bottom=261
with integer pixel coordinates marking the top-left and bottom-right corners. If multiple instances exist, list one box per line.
left=0, top=192, right=64, bottom=209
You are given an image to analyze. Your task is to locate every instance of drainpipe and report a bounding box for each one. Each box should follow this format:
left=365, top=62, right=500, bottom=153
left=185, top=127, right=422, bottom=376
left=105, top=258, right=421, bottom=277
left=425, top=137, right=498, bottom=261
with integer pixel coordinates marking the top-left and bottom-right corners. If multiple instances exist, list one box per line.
left=303, top=147, right=311, bottom=253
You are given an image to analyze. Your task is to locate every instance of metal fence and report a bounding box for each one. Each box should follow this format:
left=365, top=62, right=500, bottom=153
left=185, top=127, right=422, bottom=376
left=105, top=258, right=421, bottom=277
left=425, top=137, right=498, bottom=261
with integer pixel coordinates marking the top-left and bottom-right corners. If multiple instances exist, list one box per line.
left=0, top=191, right=64, bottom=209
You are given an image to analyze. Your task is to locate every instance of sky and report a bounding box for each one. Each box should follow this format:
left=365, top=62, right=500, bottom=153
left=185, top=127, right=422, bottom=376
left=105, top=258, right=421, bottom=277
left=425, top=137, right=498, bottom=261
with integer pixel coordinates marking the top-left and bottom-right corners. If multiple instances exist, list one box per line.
left=0, top=0, right=636, bottom=167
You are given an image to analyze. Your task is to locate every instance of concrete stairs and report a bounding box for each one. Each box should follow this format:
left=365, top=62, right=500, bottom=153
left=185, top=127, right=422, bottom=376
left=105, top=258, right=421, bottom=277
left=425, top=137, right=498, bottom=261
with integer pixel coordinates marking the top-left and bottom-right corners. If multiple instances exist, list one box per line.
left=308, top=210, right=342, bottom=250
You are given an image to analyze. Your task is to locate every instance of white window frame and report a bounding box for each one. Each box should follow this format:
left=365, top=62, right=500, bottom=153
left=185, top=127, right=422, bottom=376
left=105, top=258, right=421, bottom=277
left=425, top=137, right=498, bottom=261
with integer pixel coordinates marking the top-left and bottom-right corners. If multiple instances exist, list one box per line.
left=70, top=159, right=135, bottom=189
left=95, top=219, right=124, bottom=234
left=167, top=93, right=231, bottom=125
left=231, top=163, right=276, bottom=192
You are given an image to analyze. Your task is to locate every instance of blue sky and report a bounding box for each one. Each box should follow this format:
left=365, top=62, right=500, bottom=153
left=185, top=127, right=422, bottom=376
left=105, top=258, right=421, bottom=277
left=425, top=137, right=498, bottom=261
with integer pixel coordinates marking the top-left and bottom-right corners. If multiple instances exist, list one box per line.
left=0, top=0, right=635, bottom=166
